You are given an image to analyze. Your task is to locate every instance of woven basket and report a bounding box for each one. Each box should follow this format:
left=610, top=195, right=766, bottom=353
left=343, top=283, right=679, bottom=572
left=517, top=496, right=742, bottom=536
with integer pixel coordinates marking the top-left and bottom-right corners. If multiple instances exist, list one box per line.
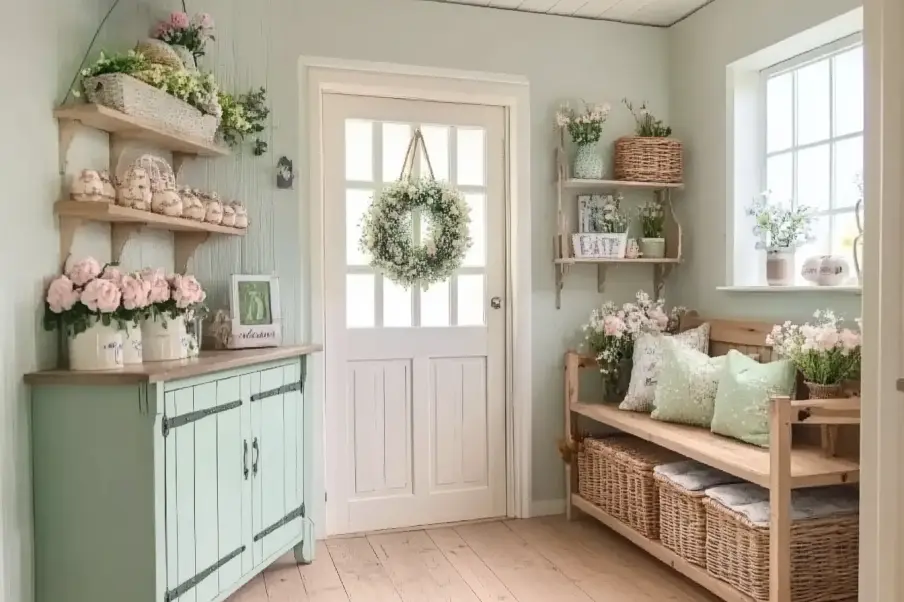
left=704, top=498, right=859, bottom=602
left=655, top=474, right=707, bottom=566
left=614, top=136, right=683, bottom=183
left=596, top=437, right=682, bottom=538
left=83, top=73, right=219, bottom=142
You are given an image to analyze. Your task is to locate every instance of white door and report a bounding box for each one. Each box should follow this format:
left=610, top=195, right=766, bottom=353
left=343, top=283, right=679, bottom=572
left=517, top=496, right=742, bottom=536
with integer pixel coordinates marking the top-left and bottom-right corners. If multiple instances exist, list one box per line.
left=322, top=92, right=507, bottom=535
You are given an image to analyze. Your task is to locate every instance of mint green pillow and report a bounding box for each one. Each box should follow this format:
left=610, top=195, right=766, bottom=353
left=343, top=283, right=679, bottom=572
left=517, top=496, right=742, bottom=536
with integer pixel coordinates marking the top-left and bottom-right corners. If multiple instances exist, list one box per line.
left=710, top=350, right=797, bottom=447
left=651, top=338, right=726, bottom=427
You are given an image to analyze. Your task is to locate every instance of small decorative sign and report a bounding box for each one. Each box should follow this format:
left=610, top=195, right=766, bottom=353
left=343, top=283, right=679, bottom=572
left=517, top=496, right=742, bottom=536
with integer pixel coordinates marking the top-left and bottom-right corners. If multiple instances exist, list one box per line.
left=228, top=274, right=282, bottom=349
left=276, top=156, right=294, bottom=189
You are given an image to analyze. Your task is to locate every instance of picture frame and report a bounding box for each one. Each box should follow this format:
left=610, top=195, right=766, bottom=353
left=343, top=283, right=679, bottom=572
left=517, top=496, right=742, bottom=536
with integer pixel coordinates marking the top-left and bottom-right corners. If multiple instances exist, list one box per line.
left=228, top=274, right=282, bottom=349
left=578, top=194, right=613, bottom=233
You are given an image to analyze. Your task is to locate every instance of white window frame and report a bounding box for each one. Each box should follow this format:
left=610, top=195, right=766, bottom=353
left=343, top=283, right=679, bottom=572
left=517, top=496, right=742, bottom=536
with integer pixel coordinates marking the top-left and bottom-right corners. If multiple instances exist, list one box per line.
left=757, top=33, right=863, bottom=275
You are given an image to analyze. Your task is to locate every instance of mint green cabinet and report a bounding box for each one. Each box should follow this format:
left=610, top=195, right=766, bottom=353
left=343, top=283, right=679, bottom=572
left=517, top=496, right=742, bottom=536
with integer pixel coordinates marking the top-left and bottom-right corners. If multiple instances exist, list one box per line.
left=28, top=347, right=320, bottom=602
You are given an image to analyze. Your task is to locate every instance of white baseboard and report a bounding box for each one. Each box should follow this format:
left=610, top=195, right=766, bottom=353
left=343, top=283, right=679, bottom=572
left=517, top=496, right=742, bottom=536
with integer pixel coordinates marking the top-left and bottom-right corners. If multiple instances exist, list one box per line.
left=529, top=498, right=566, bottom=517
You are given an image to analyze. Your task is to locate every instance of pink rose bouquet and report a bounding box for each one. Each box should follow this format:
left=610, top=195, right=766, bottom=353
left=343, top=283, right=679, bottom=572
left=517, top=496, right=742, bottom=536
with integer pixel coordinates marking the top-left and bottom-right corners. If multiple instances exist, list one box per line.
left=44, top=257, right=123, bottom=336
left=152, top=11, right=216, bottom=60
left=144, top=270, right=208, bottom=321
left=767, top=310, right=861, bottom=386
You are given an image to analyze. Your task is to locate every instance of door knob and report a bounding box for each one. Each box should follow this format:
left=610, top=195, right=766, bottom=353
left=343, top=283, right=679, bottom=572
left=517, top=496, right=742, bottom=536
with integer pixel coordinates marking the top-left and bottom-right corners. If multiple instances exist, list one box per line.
left=490, top=296, right=502, bottom=309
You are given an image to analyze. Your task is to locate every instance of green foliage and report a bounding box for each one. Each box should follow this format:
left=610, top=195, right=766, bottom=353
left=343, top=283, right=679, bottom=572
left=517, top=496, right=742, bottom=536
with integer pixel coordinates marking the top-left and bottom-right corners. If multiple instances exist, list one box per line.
left=79, top=50, right=149, bottom=79
left=623, top=98, right=672, bottom=137
left=133, top=65, right=221, bottom=117
left=638, top=201, right=665, bottom=238
left=219, top=87, right=270, bottom=155
left=747, top=192, right=814, bottom=249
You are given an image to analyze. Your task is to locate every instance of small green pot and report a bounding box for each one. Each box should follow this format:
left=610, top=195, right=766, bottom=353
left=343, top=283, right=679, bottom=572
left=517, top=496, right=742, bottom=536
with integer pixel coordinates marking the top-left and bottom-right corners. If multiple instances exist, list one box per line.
left=639, top=238, right=665, bottom=258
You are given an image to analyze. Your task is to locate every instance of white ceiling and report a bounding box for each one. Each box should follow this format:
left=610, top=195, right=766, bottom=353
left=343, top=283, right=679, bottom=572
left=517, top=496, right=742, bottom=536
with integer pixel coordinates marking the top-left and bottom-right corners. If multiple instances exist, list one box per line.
left=421, top=0, right=715, bottom=26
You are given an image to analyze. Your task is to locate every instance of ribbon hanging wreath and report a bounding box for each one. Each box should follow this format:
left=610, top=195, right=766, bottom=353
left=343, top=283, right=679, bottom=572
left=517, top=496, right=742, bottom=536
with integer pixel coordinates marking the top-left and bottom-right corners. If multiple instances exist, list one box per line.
left=360, top=128, right=472, bottom=289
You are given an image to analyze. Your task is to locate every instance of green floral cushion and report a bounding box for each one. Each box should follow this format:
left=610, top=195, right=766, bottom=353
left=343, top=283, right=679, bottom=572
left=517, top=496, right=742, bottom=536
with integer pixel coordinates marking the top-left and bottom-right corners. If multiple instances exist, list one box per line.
left=650, top=338, right=726, bottom=427
left=710, top=350, right=797, bottom=448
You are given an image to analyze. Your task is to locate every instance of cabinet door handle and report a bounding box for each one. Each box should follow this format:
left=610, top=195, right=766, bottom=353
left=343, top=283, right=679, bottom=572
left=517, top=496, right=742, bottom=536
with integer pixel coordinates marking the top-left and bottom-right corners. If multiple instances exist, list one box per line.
left=252, top=437, right=260, bottom=476
left=243, top=439, right=249, bottom=480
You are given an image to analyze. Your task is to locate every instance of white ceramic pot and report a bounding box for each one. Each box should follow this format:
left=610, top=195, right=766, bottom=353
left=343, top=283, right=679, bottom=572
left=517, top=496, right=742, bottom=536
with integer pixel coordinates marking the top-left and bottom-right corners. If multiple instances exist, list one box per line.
left=766, top=248, right=795, bottom=286
left=141, top=314, right=188, bottom=362
left=122, top=321, right=143, bottom=364
left=68, top=320, right=123, bottom=371
left=639, top=238, right=666, bottom=258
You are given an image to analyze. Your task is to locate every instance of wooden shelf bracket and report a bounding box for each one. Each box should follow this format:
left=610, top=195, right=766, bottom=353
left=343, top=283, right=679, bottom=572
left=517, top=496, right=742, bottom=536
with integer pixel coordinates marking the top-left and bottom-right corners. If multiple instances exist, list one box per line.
left=174, top=231, right=211, bottom=274
left=111, top=223, right=142, bottom=264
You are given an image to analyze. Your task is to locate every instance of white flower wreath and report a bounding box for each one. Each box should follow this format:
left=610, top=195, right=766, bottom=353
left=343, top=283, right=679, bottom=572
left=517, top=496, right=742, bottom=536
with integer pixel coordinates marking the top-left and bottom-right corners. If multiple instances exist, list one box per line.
left=360, top=131, right=472, bottom=289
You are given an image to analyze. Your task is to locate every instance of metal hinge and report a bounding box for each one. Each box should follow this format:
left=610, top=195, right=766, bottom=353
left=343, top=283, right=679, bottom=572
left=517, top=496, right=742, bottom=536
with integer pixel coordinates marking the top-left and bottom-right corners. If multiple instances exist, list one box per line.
left=250, top=380, right=303, bottom=402
left=164, top=545, right=245, bottom=601
left=162, top=400, right=242, bottom=437
left=253, top=503, right=305, bottom=542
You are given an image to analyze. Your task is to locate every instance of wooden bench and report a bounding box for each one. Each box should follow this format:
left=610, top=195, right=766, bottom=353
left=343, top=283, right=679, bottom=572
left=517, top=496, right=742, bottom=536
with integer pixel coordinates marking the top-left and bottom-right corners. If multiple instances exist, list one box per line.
left=562, top=315, right=860, bottom=602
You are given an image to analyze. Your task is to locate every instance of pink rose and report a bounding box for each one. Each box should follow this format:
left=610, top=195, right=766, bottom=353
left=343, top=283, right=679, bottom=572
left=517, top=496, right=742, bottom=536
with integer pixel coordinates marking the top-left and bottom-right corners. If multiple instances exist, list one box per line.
left=67, top=257, right=102, bottom=287
left=46, top=276, right=80, bottom=314
left=603, top=315, right=625, bottom=337
left=169, top=11, right=190, bottom=29
left=152, top=21, right=172, bottom=37
left=147, top=271, right=172, bottom=304
left=839, top=328, right=861, bottom=352
left=172, top=274, right=206, bottom=308
left=81, top=278, right=122, bottom=313
left=193, top=12, right=214, bottom=29
left=101, top=265, right=123, bottom=284
left=120, top=274, right=151, bottom=311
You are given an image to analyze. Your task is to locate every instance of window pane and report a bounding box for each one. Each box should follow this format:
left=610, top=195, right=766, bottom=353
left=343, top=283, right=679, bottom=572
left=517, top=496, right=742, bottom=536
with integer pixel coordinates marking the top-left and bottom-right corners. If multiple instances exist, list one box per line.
left=420, top=279, right=450, bottom=327
left=796, top=59, right=830, bottom=145
left=383, top=123, right=412, bottom=183
left=420, top=125, right=450, bottom=182
left=457, top=128, right=486, bottom=186
left=457, top=275, right=485, bottom=326
left=766, top=73, right=793, bottom=153
left=796, top=144, right=831, bottom=212
left=831, top=211, right=859, bottom=261
left=383, top=278, right=412, bottom=327
left=795, top=215, right=829, bottom=284
left=346, top=189, right=373, bottom=266
left=347, top=274, right=375, bottom=328
left=834, top=135, right=863, bottom=209
left=345, top=120, right=373, bottom=182
left=463, top=193, right=486, bottom=267
left=834, top=46, right=864, bottom=136
left=766, top=152, right=793, bottom=206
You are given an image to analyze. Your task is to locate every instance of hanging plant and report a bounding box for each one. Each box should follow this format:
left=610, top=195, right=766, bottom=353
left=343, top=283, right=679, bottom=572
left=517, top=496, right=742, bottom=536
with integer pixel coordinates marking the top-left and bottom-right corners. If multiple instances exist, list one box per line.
left=219, top=88, right=270, bottom=155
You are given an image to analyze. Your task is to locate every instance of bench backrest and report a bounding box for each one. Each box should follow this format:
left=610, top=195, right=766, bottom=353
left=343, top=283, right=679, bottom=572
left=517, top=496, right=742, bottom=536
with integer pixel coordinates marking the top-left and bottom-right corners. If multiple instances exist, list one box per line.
left=681, top=310, right=778, bottom=362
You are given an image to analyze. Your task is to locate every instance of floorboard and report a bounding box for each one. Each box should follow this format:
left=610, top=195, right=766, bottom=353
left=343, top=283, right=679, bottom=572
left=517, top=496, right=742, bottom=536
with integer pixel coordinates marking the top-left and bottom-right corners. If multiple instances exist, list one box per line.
left=224, top=518, right=725, bottom=602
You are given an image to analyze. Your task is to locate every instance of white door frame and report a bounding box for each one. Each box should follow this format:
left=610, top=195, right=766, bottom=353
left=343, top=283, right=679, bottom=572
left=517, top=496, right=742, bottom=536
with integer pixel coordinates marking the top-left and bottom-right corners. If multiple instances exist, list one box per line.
left=298, top=57, right=532, bottom=538
left=860, top=0, right=903, bottom=598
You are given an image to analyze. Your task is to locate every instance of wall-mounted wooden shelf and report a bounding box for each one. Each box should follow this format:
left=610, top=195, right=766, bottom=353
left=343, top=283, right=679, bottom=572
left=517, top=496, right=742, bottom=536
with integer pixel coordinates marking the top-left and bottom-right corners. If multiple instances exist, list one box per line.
left=563, top=178, right=684, bottom=191
left=554, top=257, right=681, bottom=302
left=555, top=257, right=682, bottom=265
left=55, top=201, right=245, bottom=273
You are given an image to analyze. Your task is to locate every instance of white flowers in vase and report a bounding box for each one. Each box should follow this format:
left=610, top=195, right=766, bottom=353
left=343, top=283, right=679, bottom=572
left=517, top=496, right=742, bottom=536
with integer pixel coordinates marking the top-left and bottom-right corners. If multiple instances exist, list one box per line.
left=747, top=191, right=814, bottom=250
left=598, top=194, right=628, bottom=234
left=555, top=100, right=611, bottom=146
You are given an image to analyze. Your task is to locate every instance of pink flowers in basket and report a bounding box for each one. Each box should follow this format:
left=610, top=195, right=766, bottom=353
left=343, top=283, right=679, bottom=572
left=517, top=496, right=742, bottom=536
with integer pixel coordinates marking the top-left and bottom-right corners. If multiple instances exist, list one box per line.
left=766, top=310, right=862, bottom=387
left=152, top=12, right=216, bottom=60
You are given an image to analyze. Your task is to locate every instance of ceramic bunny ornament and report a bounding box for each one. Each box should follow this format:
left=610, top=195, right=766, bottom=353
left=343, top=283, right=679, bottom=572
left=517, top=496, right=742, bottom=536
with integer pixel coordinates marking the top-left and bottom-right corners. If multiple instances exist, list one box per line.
left=203, top=192, right=224, bottom=225
left=117, top=166, right=152, bottom=210
left=180, top=188, right=206, bottom=221
left=98, top=170, right=116, bottom=203
left=151, top=186, right=183, bottom=217
left=232, top=202, right=249, bottom=228
left=70, top=169, right=105, bottom=202
left=221, top=203, right=236, bottom=227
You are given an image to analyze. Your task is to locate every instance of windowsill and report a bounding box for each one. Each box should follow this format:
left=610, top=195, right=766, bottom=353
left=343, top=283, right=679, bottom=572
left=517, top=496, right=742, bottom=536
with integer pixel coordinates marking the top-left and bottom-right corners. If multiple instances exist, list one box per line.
left=717, top=285, right=862, bottom=294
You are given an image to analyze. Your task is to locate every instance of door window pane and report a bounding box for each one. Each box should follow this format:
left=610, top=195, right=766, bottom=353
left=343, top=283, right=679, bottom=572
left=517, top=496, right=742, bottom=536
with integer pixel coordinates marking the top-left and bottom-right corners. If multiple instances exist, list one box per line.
left=457, top=128, right=486, bottom=186
left=796, top=59, right=830, bottom=145
left=831, top=211, right=859, bottom=258
left=795, top=214, right=829, bottom=267
left=796, top=144, right=830, bottom=212
left=457, top=275, right=485, bottom=326
left=766, top=152, right=793, bottom=205
left=834, top=46, right=864, bottom=136
left=420, top=125, right=450, bottom=182
left=766, top=73, right=793, bottom=153
left=463, top=194, right=486, bottom=267
left=420, top=279, right=450, bottom=327
left=345, top=120, right=373, bottom=182
left=383, top=279, right=412, bottom=327
left=346, top=189, right=373, bottom=266
left=347, top=274, right=375, bottom=328
left=834, top=135, right=863, bottom=209
left=383, top=123, right=412, bottom=182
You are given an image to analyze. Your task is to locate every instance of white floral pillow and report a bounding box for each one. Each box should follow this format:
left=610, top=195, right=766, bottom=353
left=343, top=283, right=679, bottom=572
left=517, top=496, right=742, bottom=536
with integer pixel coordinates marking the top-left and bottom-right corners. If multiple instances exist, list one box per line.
left=619, top=323, right=711, bottom=413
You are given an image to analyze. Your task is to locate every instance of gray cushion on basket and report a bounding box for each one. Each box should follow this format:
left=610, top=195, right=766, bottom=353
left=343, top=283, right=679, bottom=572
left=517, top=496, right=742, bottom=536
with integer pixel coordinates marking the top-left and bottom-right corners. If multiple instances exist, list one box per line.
left=653, top=460, right=740, bottom=492
left=704, top=483, right=859, bottom=526
left=620, top=323, right=711, bottom=413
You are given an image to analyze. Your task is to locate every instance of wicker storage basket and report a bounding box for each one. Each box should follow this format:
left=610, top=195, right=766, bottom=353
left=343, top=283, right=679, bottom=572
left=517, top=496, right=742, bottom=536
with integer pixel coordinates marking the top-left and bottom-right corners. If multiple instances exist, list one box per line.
left=596, top=437, right=682, bottom=538
left=704, top=497, right=859, bottom=602
left=83, top=74, right=219, bottom=142
left=614, top=136, right=683, bottom=184
left=656, top=475, right=708, bottom=565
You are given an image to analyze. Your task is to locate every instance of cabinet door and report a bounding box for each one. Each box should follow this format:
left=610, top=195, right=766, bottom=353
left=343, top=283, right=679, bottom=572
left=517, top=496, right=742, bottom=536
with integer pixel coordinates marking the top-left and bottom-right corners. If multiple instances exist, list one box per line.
left=250, top=361, right=305, bottom=565
left=164, top=377, right=247, bottom=602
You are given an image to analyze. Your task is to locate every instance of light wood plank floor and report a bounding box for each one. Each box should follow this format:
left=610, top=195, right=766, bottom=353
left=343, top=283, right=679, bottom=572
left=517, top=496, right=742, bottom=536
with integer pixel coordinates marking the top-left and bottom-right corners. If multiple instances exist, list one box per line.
left=227, top=516, right=721, bottom=601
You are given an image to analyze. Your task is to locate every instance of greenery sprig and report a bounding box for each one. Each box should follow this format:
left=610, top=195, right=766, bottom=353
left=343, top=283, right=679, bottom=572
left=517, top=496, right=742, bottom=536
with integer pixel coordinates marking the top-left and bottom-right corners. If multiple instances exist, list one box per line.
left=623, top=98, right=672, bottom=137
left=638, top=201, right=665, bottom=238
left=219, top=87, right=270, bottom=155
left=747, top=191, right=814, bottom=250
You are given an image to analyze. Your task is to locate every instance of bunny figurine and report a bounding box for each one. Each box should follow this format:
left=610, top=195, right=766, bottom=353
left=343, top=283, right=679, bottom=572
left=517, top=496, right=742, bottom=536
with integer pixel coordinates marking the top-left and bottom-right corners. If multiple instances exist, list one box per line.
left=180, top=187, right=206, bottom=221
left=203, top=192, right=224, bottom=225
left=221, top=203, right=236, bottom=227
left=70, top=169, right=105, bottom=202
left=151, top=185, right=183, bottom=217
left=117, top=166, right=152, bottom=210
left=98, top=170, right=117, bottom=203
left=232, top=202, right=249, bottom=228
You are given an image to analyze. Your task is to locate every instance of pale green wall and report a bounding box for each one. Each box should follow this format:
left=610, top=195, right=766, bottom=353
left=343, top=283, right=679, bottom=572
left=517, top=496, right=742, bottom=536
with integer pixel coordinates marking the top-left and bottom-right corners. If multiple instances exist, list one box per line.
left=668, top=0, right=864, bottom=322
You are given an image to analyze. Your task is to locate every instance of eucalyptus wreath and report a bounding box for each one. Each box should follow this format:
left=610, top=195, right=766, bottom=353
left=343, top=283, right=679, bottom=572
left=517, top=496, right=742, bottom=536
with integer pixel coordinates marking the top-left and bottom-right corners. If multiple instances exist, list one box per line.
left=360, top=178, right=472, bottom=289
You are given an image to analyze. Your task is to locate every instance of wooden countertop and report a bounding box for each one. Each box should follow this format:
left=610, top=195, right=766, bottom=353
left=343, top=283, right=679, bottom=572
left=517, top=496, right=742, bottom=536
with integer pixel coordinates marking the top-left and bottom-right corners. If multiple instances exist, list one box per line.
left=24, top=344, right=323, bottom=386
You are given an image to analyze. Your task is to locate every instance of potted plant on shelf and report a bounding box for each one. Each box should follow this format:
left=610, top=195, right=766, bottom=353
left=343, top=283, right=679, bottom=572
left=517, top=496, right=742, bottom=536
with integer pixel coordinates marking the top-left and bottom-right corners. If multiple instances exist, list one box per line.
left=747, top=191, right=814, bottom=286
left=638, top=200, right=666, bottom=258
left=616, top=99, right=682, bottom=184
left=766, top=310, right=861, bottom=399
left=556, top=101, right=611, bottom=179
left=584, top=291, right=684, bottom=401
